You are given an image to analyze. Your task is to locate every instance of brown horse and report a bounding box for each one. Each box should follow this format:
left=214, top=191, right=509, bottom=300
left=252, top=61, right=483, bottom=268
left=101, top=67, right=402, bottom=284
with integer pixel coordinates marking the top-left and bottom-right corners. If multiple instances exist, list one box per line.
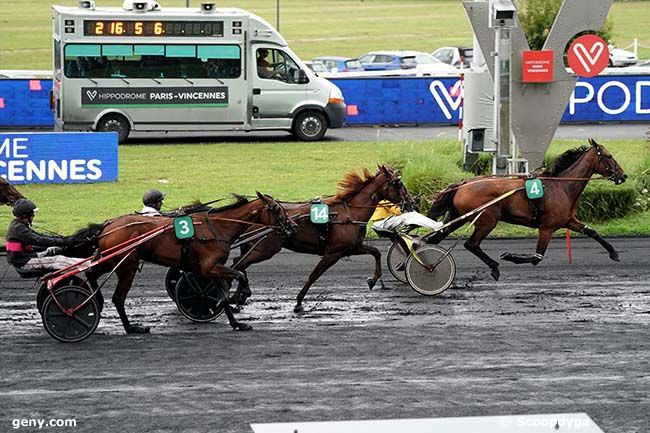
left=75, top=192, right=295, bottom=334
left=426, top=139, right=627, bottom=281
left=0, top=177, right=25, bottom=205
left=231, top=165, right=413, bottom=313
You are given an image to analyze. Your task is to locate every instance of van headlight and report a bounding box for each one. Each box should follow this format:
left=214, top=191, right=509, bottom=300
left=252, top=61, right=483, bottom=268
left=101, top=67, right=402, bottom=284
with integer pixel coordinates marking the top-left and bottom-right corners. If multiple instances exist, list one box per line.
left=328, top=86, right=344, bottom=104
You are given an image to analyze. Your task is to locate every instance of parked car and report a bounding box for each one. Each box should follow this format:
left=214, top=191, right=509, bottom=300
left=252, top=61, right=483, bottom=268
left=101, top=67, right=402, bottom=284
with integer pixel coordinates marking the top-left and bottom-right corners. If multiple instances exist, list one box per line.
left=432, top=46, right=474, bottom=68
left=311, top=56, right=364, bottom=73
left=358, top=50, right=456, bottom=74
left=303, top=61, right=328, bottom=74
left=608, top=45, right=637, bottom=67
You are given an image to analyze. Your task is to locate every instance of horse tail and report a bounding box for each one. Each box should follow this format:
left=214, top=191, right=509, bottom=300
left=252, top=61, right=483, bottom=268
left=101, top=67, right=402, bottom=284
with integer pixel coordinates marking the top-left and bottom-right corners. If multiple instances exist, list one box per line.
left=64, top=222, right=105, bottom=258
left=0, top=177, right=25, bottom=206
left=427, top=184, right=460, bottom=221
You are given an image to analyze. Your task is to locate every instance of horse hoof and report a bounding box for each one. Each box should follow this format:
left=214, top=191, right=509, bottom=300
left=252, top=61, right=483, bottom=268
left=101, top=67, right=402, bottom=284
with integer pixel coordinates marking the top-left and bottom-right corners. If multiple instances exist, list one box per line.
left=367, top=277, right=376, bottom=290
left=233, top=323, right=253, bottom=331
left=293, top=305, right=305, bottom=314
left=127, top=324, right=150, bottom=334
left=377, top=279, right=388, bottom=290
left=490, top=267, right=500, bottom=281
left=610, top=251, right=620, bottom=262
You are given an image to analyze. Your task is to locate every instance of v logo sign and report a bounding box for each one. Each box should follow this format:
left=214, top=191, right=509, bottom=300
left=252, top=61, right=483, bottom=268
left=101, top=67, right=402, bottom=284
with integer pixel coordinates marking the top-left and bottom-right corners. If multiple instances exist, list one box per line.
left=572, top=41, right=605, bottom=74
left=429, top=80, right=462, bottom=120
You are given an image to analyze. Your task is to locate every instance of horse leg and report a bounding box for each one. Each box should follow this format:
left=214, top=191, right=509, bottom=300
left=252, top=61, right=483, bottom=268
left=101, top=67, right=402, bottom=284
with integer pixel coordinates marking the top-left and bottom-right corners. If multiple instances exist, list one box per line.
left=464, top=215, right=500, bottom=281
left=501, top=227, right=553, bottom=265
left=230, top=239, right=282, bottom=306
left=349, top=243, right=384, bottom=290
left=294, top=252, right=345, bottom=314
left=84, top=270, right=104, bottom=313
left=566, top=219, right=619, bottom=261
left=112, top=265, right=150, bottom=334
left=202, top=264, right=252, bottom=331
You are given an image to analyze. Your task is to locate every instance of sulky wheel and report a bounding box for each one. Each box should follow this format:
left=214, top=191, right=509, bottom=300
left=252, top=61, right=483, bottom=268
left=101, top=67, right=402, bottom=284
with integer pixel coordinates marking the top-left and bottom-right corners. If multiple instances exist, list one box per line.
left=387, top=241, right=409, bottom=284
left=174, top=272, right=228, bottom=323
left=404, top=245, right=456, bottom=296
left=41, top=285, right=100, bottom=343
left=37, top=276, right=91, bottom=314
left=165, top=267, right=182, bottom=303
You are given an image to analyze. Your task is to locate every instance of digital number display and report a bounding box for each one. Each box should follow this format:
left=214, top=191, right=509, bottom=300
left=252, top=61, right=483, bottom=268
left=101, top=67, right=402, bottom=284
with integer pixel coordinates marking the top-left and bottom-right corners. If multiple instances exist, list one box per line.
left=83, top=20, right=224, bottom=37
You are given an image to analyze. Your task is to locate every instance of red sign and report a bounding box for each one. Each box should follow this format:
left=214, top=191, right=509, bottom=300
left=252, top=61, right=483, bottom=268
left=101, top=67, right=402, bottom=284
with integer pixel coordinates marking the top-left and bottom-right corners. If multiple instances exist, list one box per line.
left=522, top=50, right=554, bottom=83
left=567, top=34, right=610, bottom=78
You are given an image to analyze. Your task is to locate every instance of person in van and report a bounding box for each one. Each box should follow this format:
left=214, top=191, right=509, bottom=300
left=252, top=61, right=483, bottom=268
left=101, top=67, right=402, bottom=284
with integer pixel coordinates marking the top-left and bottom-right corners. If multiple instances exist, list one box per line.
left=257, top=49, right=275, bottom=78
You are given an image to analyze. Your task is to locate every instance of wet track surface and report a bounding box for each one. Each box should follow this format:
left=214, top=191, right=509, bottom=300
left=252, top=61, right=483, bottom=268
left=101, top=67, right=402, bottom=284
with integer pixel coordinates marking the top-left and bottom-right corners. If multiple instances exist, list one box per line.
left=0, top=237, right=648, bottom=433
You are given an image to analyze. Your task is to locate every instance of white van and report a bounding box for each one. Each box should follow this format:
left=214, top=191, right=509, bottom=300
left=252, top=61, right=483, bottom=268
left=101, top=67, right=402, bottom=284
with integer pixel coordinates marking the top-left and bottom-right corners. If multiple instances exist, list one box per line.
left=52, top=1, right=345, bottom=142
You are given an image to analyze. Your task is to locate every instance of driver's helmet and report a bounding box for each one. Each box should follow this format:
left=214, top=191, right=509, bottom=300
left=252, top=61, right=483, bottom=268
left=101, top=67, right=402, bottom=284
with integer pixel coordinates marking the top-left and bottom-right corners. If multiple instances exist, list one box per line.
left=12, top=198, right=38, bottom=217
left=142, top=189, right=166, bottom=206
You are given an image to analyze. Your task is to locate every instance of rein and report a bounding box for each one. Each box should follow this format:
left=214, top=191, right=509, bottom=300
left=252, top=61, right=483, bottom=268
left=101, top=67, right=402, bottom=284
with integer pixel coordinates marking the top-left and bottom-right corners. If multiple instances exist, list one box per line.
left=432, top=174, right=609, bottom=198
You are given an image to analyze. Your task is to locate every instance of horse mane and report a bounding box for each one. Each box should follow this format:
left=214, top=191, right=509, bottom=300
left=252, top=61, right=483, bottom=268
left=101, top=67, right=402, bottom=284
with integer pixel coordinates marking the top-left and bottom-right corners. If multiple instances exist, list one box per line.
left=539, top=146, right=589, bottom=176
left=0, top=177, right=25, bottom=205
left=178, top=194, right=249, bottom=214
left=330, top=168, right=376, bottom=202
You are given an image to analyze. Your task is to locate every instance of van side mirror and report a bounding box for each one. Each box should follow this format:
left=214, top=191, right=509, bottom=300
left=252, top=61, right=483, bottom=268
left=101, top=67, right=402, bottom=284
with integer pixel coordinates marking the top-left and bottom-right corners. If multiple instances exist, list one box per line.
left=298, top=69, right=309, bottom=84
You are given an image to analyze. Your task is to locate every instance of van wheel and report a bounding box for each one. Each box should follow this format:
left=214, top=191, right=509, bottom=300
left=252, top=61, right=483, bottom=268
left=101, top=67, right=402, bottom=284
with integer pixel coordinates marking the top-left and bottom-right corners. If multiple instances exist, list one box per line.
left=293, top=110, right=327, bottom=141
left=97, top=114, right=130, bottom=143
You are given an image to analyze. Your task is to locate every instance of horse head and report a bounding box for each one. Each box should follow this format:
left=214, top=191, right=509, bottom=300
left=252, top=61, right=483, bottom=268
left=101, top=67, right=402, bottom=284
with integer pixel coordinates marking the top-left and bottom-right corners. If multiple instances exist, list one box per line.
left=588, top=138, right=627, bottom=185
left=255, top=191, right=297, bottom=238
left=377, top=164, right=414, bottom=211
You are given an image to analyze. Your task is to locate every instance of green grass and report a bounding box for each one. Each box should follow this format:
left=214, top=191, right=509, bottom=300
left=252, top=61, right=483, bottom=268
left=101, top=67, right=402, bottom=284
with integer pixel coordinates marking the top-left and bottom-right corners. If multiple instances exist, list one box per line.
left=1, top=0, right=649, bottom=70
left=2, top=138, right=648, bottom=240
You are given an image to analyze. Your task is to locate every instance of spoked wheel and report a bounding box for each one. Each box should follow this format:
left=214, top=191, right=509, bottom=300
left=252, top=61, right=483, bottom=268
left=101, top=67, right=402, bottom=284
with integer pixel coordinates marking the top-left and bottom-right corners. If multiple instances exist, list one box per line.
left=165, top=267, right=182, bottom=302
left=175, top=272, right=229, bottom=323
left=37, top=276, right=91, bottom=314
left=387, top=241, right=409, bottom=284
left=41, top=285, right=100, bottom=343
left=404, top=245, right=456, bottom=296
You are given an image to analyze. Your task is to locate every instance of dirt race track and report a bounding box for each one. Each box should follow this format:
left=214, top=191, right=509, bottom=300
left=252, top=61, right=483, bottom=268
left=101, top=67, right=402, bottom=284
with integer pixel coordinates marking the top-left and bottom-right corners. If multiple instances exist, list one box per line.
left=0, top=237, right=649, bottom=433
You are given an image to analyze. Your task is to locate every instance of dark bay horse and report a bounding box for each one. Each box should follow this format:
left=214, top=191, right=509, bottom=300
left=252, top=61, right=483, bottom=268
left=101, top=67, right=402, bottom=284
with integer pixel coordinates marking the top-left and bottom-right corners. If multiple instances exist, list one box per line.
left=232, top=165, right=413, bottom=313
left=74, top=192, right=295, bottom=334
left=0, top=177, right=25, bottom=205
left=426, top=139, right=627, bottom=280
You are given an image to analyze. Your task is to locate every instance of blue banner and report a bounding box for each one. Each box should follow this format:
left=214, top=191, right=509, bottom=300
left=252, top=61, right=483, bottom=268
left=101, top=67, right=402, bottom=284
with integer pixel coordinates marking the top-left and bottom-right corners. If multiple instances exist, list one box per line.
left=0, top=132, right=118, bottom=184
left=331, top=74, right=650, bottom=125
left=0, top=79, right=54, bottom=127
left=562, top=75, right=650, bottom=122
left=331, top=77, right=462, bottom=125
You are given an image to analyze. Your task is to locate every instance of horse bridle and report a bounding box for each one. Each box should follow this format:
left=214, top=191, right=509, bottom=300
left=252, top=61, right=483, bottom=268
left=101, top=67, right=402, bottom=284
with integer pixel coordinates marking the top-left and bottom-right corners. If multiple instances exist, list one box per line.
left=262, top=200, right=296, bottom=239
left=593, top=145, right=622, bottom=182
left=387, top=174, right=414, bottom=211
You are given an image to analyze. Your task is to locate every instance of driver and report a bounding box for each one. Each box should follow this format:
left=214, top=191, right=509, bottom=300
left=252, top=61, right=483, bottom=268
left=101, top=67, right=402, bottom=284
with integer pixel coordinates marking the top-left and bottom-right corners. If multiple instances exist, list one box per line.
left=372, top=200, right=443, bottom=233
left=257, top=49, right=285, bottom=79
left=6, top=199, right=80, bottom=272
left=140, top=189, right=166, bottom=216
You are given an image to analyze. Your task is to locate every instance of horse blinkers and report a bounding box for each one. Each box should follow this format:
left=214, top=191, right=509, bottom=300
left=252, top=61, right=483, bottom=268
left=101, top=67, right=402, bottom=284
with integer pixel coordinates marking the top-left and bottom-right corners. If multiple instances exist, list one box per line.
left=594, top=146, right=627, bottom=185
